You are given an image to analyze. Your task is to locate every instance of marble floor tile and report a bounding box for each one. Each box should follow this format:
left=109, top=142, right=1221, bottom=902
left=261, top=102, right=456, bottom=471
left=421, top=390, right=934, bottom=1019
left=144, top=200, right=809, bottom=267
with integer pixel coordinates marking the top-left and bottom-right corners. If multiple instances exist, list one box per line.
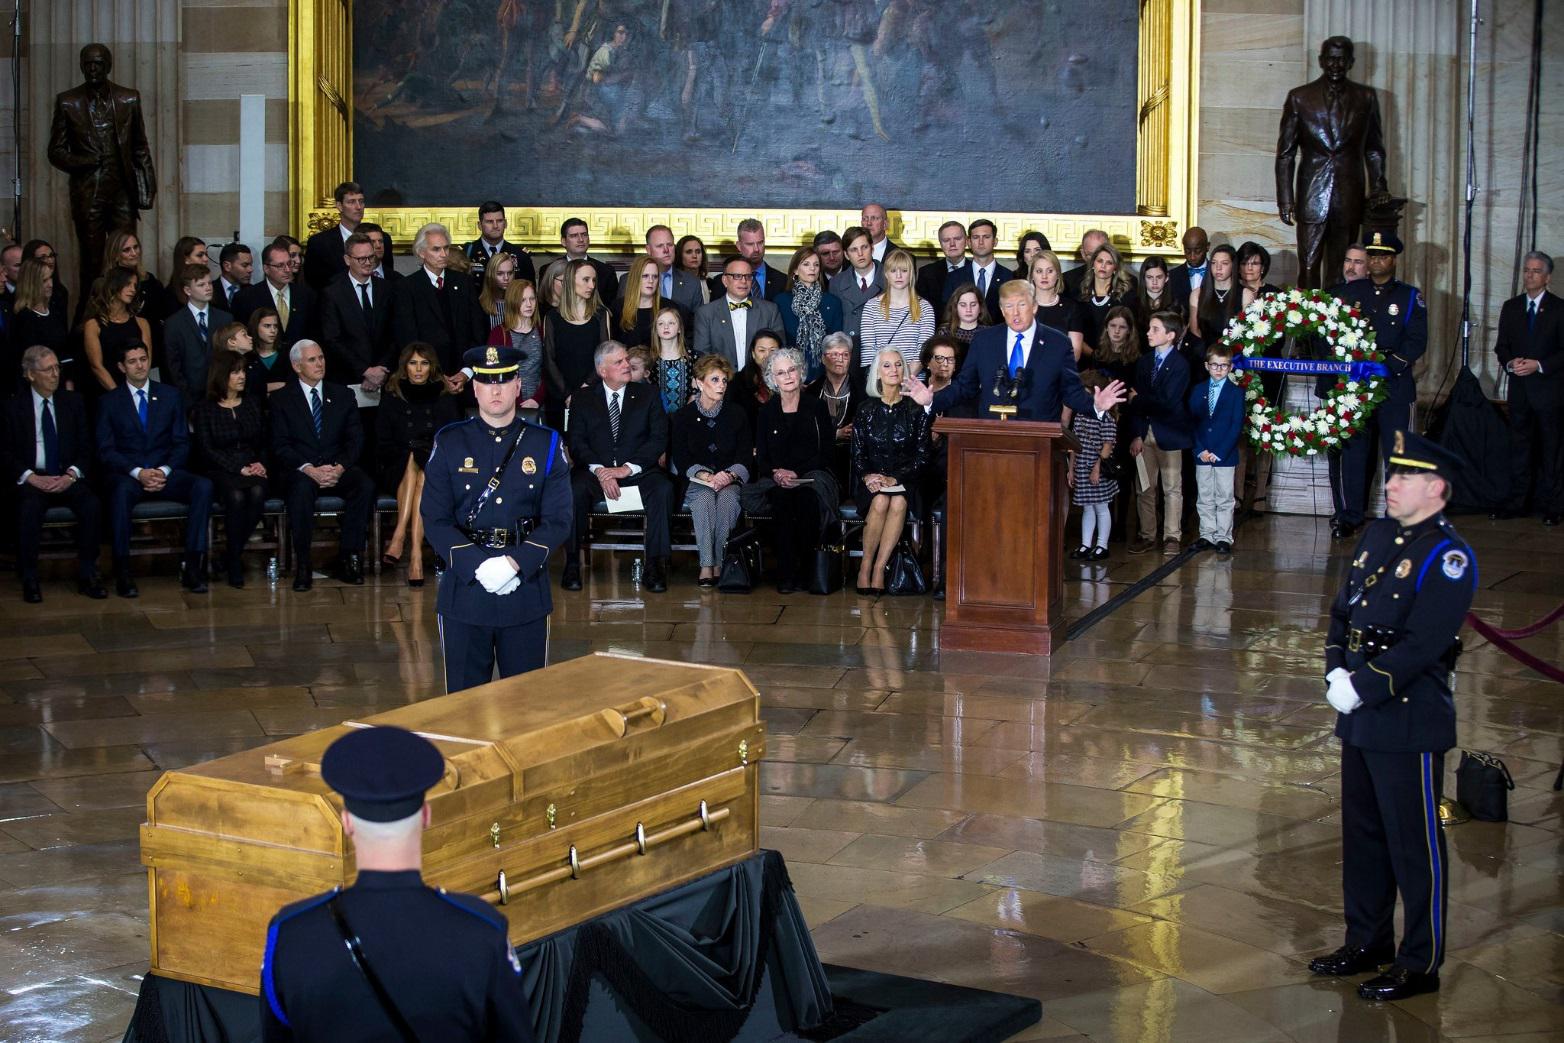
left=759, top=825, right=861, bottom=865
left=1080, top=919, right=1311, bottom=995
left=785, top=861, right=996, bottom=915
left=946, top=888, right=1154, bottom=944
left=896, top=773, right=1165, bottom=829
left=760, top=761, right=928, bottom=803
left=1129, top=882, right=1344, bottom=957
left=826, top=833, right=1013, bottom=878
left=938, top=813, right=1165, bottom=866
left=962, top=850, right=1187, bottom=909
left=788, top=798, right=969, bottom=839
left=42, top=711, right=264, bottom=751
left=25, top=771, right=160, bottom=813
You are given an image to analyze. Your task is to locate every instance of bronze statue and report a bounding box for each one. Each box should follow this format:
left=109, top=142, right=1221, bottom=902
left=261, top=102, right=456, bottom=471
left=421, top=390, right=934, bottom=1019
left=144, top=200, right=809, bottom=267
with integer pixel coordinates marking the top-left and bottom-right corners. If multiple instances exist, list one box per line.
left=1275, top=36, right=1389, bottom=288
left=47, top=44, right=156, bottom=310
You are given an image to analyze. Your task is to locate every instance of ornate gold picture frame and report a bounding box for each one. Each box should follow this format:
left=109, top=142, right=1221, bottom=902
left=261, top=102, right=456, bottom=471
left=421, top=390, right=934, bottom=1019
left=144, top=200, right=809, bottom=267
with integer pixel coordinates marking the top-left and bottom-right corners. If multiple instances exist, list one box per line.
left=291, top=0, right=1199, bottom=257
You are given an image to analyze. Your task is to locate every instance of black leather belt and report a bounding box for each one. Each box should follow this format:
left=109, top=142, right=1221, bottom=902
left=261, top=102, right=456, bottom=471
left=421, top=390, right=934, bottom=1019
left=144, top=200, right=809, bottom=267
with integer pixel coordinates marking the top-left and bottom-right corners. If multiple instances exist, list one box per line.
left=461, top=518, right=538, bottom=549
left=1348, top=624, right=1401, bottom=656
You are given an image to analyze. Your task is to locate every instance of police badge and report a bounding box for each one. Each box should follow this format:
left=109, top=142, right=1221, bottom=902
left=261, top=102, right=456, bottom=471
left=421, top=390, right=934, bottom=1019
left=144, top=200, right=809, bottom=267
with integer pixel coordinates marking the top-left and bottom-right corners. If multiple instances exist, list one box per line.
left=1395, top=559, right=1413, bottom=579
left=1388, top=303, right=1400, bottom=317
left=521, top=456, right=537, bottom=475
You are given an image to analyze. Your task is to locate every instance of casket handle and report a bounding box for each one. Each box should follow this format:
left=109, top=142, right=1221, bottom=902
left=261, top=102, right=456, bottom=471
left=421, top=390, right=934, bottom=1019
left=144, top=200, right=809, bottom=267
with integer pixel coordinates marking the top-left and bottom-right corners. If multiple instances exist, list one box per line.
left=598, top=697, right=667, bottom=737
left=487, top=801, right=731, bottom=905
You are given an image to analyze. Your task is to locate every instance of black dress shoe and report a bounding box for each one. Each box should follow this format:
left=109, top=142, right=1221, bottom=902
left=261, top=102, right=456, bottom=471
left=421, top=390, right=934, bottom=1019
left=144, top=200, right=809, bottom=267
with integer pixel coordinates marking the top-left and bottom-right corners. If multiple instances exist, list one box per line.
left=560, top=559, right=583, bottom=591
left=1192, top=537, right=1213, bottom=551
left=181, top=555, right=209, bottom=594
left=293, top=567, right=313, bottom=592
left=1357, top=965, right=1439, bottom=1001
left=338, top=554, right=364, bottom=585
left=1089, top=546, right=1110, bottom=561
left=22, top=579, right=42, bottom=603
left=1545, top=513, right=1561, bottom=527
left=1068, top=545, right=1088, bottom=560
left=78, top=576, right=107, bottom=600
left=1215, top=541, right=1232, bottom=555
left=115, top=573, right=139, bottom=599
left=1309, top=943, right=1394, bottom=978
left=645, top=558, right=668, bottom=593
left=777, top=579, right=797, bottom=594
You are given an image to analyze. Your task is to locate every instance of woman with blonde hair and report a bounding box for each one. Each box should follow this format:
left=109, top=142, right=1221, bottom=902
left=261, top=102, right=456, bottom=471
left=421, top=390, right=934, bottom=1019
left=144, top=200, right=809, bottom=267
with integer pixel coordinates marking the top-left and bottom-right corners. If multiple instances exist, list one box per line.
left=8, top=258, right=70, bottom=390
left=486, top=278, right=545, bottom=410
left=478, top=252, right=518, bottom=329
left=857, top=249, right=934, bottom=371
left=100, top=228, right=163, bottom=319
left=1029, top=251, right=1087, bottom=360
left=851, top=347, right=931, bottom=595
left=612, top=254, right=661, bottom=347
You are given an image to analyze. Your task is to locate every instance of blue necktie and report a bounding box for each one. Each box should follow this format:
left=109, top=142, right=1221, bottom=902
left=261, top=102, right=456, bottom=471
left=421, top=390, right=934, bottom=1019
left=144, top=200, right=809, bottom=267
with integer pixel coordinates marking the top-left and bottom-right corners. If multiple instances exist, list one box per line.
left=661, top=270, right=672, bottom=298
left=1009, top=332, right=1023, bottom=378
left=1208, top=381, right=1221, bottom=413
left=978, top=268, right=989, bottom=296
left=310, top=386, right=323, bottom=436
left=197, top=309, right=208, bottom=343
left=1528, top=299, right=1537, bottom=332
left=753, top=268, right=764, bottom=298
left=41, top=398, right=59, bottom=475
left=136, top=388, right=148, bottom=430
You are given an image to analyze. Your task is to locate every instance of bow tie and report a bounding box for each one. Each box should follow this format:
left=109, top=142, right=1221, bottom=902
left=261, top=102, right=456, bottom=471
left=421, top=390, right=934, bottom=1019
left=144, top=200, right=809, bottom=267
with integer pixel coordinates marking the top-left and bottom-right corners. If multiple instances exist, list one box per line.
left=729, top=300, right=751, bottom=311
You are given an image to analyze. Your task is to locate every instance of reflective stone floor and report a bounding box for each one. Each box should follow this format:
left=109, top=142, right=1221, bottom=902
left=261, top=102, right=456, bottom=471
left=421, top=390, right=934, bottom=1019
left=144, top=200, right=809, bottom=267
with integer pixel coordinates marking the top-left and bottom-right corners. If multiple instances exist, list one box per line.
left=0, top=513, right=1560, bottom=1041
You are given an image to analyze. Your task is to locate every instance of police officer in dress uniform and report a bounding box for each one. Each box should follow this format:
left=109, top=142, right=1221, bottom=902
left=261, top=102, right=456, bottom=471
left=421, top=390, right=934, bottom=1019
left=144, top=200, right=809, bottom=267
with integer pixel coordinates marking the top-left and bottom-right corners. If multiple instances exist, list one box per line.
left=1327, top=232, right=1427, bottom=539
left=422, top=345, right=572, bottom=694
left=1309, top=431, right=1474, bottom=1002
left=260, top=726, right=534, bottom=1042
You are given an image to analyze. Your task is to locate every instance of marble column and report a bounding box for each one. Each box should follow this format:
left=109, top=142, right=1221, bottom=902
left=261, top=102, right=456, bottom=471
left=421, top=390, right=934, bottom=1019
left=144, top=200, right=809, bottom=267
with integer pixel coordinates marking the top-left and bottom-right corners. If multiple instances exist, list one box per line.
left=25, top=0, right=180, bottom=306
left=1303, top=0, right=1464, bottom=401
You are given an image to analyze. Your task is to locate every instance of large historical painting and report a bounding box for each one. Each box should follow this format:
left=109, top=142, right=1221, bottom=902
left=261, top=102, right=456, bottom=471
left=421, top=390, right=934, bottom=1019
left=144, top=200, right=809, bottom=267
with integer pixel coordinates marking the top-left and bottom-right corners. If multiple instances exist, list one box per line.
left=350, top=1, right=1141, bottom=214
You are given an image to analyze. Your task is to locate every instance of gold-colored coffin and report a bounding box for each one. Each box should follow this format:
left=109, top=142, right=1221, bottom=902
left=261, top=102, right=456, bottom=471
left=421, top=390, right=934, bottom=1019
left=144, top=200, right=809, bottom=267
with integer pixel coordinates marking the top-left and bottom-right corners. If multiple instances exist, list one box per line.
left=140, top=654, right=764, bottom=994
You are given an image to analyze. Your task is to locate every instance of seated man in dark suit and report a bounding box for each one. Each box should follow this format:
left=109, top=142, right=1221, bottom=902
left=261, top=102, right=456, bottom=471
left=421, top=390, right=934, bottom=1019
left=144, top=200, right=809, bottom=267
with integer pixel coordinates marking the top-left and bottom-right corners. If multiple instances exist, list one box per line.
left=464, top=201, right=536, bottom=285
left=4, top=347, right=106, bottom=603
left=907, top=280, right=1126, bottom=421
left=302, top=180, right=365, bottom=292
left=563, top=341, right=672, bottom=593
left=233, top=240, right=316, bottom=350
left=163, top=263, right=232, bottom=407
left=270, top=340, right=377, bottom=591
left=96, top=342, right=214, bottom=596
left=390, top=222, right=482, bottom=391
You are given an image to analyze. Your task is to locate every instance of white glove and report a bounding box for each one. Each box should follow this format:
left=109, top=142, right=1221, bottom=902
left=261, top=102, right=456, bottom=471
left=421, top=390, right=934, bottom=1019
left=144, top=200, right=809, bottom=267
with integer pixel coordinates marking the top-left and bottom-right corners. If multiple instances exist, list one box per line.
left=495, top=574, right=521, bottom=596
left=1326, top=667, right=1350, bottom=686
left=475, top=555, right=519, bottom=594
left=1326, top=672, right=1363, bottom=714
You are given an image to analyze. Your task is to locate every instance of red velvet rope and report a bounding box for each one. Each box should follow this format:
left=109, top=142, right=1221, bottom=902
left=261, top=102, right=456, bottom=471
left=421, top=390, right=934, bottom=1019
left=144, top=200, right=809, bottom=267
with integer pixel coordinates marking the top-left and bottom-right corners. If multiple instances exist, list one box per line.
left=1465, top=607, right=1564, bottom=685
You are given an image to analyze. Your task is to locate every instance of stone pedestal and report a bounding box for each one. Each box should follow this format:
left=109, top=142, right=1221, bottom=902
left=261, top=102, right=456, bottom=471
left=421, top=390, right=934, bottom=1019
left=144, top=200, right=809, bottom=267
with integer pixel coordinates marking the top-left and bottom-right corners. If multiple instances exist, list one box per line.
left=1260, top=379, right=1384, bottom=517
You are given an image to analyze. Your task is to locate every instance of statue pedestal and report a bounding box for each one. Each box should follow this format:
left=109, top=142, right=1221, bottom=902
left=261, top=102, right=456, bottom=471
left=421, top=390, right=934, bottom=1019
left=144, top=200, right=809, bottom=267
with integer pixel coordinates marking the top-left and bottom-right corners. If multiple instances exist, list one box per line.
left=1261, top=381, right=1384, bottom=517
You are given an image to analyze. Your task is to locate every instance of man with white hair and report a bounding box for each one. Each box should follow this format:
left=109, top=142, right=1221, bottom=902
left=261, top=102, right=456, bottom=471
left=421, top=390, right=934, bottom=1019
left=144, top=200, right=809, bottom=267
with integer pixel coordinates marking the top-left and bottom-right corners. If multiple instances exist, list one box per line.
left=269, top=339, right=377, bottom=590
left=261, top=726, right=533, bottom=1040
left=390, top=222, right=483, bottom=391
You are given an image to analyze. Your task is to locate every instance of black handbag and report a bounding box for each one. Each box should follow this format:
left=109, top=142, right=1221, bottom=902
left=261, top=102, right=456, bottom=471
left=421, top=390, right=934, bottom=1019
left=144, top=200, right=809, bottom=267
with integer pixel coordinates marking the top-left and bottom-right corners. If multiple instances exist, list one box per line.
left=883, top=538, right=926, bottom=596
left=717, top=530, right=762, bottom=593
left=808, top=546, right=844, bottom=595
left=1456, top=750, right=1514, bottom=822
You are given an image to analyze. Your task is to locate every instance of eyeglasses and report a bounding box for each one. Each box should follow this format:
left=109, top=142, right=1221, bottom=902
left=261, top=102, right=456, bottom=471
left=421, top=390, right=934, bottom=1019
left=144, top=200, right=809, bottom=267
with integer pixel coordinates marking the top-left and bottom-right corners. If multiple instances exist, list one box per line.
left=347, top=253, right=375, bottom=263
left=1207, top=362, right=1232, bottom=370
left=724, top=272, right=753, bottom=281
left=264, top=261, right=288, bottom=269
left=933, top=355, right=957, bottom=364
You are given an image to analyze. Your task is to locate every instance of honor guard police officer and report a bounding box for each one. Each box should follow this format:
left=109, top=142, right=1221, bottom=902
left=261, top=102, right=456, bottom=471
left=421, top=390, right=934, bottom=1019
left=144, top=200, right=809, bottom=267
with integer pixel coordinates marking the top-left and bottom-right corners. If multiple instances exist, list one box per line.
left=1328, top=232, right=1428, bottom=539
left=260, top=726, right=534, bottom=1042
left=1310, top=431, right=1475, bottom=1002
left=421, top=345, right=571, bottom=693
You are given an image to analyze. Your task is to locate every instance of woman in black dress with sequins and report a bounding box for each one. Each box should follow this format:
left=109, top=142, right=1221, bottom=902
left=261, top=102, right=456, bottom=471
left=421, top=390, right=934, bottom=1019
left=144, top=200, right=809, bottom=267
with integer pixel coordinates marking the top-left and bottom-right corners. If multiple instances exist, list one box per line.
left=851, top=348, right=931, bottom=594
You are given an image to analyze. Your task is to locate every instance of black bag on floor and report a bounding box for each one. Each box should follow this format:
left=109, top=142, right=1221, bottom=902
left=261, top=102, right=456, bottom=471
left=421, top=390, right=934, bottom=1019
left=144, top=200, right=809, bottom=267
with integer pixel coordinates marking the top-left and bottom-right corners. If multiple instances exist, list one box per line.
left=808, top=545, right=844, bottom=595
left=1456, top=750, right=1514, bottom=822
left=718, top=530, right=762, bottom=593
left=884, top=538, right=926, bottom=596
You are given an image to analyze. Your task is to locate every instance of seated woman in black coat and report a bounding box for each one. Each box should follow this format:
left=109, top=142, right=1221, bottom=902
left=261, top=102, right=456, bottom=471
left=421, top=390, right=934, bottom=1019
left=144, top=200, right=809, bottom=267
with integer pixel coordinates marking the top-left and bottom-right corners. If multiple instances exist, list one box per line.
left=377, top=342, right=462, bottom=586
left=672, top=354, right=753, bottom=588
left=852, top=348, right=932, bottom=595
left=192, top=350, right=269, bottom=588
left=755, top=347, right=839, bottom=594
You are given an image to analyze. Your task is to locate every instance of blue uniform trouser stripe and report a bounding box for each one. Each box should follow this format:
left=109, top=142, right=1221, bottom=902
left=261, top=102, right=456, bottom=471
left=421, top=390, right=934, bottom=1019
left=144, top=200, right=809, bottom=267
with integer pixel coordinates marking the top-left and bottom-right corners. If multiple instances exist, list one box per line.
left=439, top=615, right=547, bottom=693
left=1340, top=744, right=1447, bottom=973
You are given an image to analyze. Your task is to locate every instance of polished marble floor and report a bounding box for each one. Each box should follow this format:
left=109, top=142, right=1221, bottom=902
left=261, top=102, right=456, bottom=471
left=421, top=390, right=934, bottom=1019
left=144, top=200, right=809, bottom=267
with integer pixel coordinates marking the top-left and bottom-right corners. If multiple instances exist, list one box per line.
left=0, top=513, right=1561, bottom=1042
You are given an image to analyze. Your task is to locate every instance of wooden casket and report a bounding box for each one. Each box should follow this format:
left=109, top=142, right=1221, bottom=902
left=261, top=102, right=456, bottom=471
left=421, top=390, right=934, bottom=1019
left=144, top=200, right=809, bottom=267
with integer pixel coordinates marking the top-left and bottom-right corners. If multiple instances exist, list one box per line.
left=140, top=653, right=764, bottom=994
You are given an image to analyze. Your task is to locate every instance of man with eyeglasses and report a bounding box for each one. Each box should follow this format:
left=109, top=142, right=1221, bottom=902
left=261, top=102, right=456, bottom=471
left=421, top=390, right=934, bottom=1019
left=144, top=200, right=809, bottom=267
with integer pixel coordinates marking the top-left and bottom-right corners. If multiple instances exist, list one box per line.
left=232, top=239, right=317, bottom=350
left=321, top=232, right=393, bottom=392
left=693, top=258, right=782, bottom=369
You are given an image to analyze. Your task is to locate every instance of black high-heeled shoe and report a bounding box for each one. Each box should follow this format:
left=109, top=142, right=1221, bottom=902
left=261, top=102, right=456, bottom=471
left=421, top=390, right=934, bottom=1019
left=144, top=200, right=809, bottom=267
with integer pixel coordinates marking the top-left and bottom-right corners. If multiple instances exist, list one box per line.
left=407, top=576, right=425, bottom=588
left=382, top=550, right=402, bottom=568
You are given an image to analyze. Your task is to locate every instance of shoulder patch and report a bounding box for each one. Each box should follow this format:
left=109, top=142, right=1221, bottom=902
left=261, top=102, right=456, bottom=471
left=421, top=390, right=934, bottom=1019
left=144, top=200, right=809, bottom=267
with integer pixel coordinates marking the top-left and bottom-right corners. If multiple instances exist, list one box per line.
left=1440, top=548, right=1468, bottom=581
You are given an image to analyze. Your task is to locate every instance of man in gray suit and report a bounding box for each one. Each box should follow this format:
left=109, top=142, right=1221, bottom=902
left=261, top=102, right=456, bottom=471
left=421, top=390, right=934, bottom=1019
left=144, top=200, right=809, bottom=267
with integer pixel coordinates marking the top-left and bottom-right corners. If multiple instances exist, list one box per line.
left=692, top=258, right=783, bottom=368
left=827, top=226, right=885, bottom=345
left=163, top=264, right=231, bottom=406
left=621, top=224, right=703, bottom=317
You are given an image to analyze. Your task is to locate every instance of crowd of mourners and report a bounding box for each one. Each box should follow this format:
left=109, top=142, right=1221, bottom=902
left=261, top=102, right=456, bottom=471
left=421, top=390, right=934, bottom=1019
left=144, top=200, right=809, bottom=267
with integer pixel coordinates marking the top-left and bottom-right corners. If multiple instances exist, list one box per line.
left=0, top=186, right=1363, bottom=602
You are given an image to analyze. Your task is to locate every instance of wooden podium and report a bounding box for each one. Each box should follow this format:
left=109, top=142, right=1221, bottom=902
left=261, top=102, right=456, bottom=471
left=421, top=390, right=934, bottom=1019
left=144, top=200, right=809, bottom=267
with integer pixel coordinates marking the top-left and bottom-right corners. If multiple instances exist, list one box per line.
left=936, top=417, right=1078, bottom=655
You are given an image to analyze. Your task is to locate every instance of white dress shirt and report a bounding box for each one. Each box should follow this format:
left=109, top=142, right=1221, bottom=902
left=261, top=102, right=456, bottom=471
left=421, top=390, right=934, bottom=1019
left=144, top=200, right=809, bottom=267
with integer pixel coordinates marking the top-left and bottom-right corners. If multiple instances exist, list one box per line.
left=871, top=238, right=889, bottom=263
left=123, top=381, right=172, bottom=479
left=19, top=389, right=83, bottom=483
left=725, top=296, right=749, bottom=364
left=587, top=382, right=642, bottom=476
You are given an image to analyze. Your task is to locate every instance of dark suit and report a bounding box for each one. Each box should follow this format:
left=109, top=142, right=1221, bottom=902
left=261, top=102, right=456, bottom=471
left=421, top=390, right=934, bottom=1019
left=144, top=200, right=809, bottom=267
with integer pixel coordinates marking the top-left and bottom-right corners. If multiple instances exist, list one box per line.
left=1495, top=290, right=1564, bottom=514
left=932, top=321, right=1093, bottom=421
left=1130, top=350, right=1193, bottom=450
left=1167, top=262, right=1209, bottom=310
left=464, top=239, right=536, bottom=286
left=217, top=277, right=247, bottom=315
left=708, top=261, right=786, bottom=303
left=692, top=296, right=785, bottom=369
left=828, top=265, right=885, bottom=344
left=565, top=380, right=673, bottom=558
left=3, top=390, right=102, bottom=581
left=1188, top=376, right=1244, bottom=468
left=1276, top=76, right=1388, bottom=286
left=269, top=380, right=376, bottom=564
left=302, top=225, right=349, bottom=292
left=232, top=280, right=316, bottom=350
left=95, top=381, right=212, bottom=562
left=917, top=260, right=968, bottom=314
left=320, top=275, right=394, bottom=386
left=943, top=260, right=1013, bottom=319
left=163, top=303, right=232, bottom=406
left=390, top=269, right=487, bottom=376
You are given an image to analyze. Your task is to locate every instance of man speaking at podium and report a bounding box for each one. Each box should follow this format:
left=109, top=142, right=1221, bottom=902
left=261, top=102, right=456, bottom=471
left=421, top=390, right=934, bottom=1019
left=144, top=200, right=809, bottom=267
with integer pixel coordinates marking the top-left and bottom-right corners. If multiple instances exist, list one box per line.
left=906, top=280, right=1126, bottom=420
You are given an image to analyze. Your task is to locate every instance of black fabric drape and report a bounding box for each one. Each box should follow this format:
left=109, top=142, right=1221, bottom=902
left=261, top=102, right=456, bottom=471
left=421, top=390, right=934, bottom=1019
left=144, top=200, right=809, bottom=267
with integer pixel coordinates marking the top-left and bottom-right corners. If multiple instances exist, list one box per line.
left=1432, top=366, right=1513, bottom=512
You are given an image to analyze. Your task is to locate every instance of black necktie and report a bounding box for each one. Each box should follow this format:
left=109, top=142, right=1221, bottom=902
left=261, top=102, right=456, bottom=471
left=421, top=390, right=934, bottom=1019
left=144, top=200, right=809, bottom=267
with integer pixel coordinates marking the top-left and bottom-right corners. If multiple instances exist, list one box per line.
left=1528, top=299, right=1537, bottom=332
left=608, top=390, right=621, bottom=442
left=358, top=281, right=372, bottom=314
left=41, top=398, right=59, bottom=475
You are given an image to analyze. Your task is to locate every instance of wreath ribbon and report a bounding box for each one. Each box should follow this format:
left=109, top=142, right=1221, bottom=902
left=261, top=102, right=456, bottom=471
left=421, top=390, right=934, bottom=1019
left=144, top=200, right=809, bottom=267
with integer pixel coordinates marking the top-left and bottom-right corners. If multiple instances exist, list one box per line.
left=1233, top=358, right=1389, bottom=380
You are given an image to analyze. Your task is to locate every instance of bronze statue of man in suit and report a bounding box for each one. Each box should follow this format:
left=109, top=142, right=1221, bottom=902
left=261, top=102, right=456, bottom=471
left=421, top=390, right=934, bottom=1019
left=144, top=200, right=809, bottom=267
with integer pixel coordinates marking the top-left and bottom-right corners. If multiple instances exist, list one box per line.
left=1276, top=36, right=1389, bottom=288
left=47, top=44, right=156, bottom=309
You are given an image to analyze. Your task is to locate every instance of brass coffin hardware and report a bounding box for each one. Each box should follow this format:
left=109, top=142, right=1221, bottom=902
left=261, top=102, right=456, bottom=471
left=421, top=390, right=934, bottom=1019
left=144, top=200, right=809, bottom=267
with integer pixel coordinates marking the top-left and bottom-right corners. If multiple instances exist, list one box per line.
left=489, top=823, right=501, bottom=848
left=484, top=802, right=732, bottom=906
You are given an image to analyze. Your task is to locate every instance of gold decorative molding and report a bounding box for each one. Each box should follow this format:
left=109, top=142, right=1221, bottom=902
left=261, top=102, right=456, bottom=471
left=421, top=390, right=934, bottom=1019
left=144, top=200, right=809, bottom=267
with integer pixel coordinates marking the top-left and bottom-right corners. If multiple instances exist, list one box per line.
left=292, top=2, right=1200, bottom=259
